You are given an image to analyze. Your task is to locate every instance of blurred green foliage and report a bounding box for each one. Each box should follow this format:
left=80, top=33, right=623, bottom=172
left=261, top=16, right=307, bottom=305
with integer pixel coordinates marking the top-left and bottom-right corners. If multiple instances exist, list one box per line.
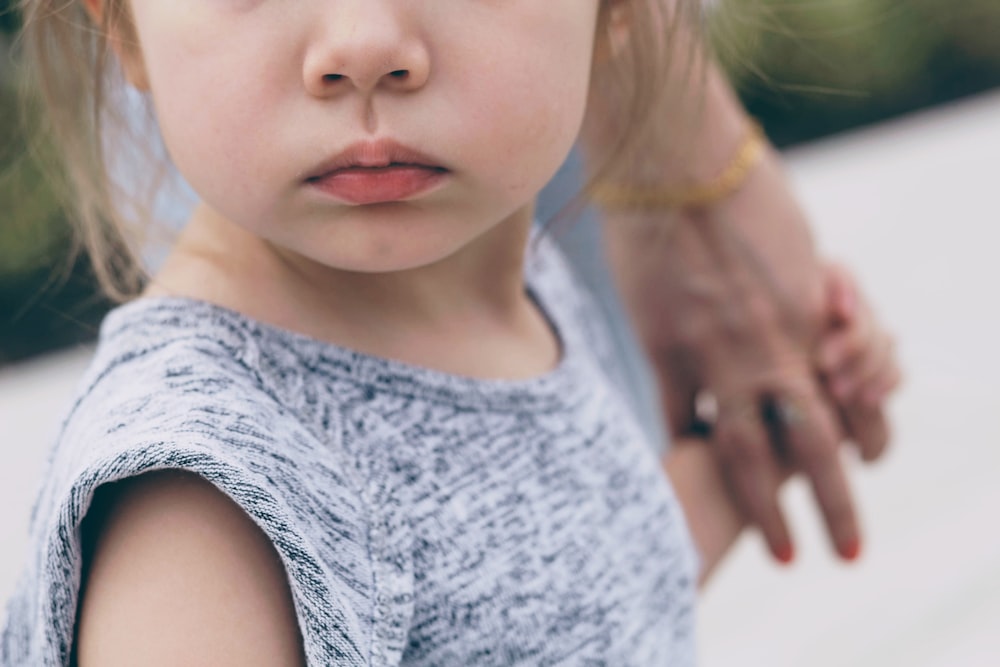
left=1, top=1, right=111, bottom=366
left=0, top=85, right=65, bottom=275
left=0, top=0, right=19, bottom=35
left=710, top=0, right=1000, bottom=144
left=2, top=0, right=1000, bottom=363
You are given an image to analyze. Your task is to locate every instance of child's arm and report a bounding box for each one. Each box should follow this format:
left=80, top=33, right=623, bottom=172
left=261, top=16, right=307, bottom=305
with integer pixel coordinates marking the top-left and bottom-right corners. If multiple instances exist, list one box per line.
left=663, top=438, right=759, bottom=586
left=817, top=262, right=902, bottom=461
left=75, top=471, right=305, bottom=666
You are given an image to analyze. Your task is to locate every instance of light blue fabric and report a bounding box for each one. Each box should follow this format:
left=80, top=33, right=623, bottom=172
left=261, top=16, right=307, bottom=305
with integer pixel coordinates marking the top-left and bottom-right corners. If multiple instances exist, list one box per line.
left=538, top=151, right=670, bottom=453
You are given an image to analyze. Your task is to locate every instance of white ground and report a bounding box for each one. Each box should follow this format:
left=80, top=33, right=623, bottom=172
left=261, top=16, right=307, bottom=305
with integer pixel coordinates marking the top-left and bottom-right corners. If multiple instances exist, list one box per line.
left=2, top=90, right=999, bottom=665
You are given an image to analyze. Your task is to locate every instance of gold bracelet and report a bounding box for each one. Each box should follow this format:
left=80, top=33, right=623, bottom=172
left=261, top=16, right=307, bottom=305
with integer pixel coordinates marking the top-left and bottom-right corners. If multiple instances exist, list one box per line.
left=591, top=120, right=767, bottom=210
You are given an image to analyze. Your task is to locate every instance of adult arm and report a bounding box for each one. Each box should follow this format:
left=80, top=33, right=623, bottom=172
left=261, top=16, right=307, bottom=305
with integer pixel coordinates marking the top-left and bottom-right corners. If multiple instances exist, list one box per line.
left=75, top=471, right=306, bottom=666
left=582, top=13, right=888, bottom=562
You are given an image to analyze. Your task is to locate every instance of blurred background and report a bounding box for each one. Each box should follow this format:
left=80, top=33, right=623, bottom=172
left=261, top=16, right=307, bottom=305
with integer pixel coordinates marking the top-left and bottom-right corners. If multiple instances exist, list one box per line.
left=2, top=0, right=1000, bottom=362
left=3, top=1, right=1000, bottom=665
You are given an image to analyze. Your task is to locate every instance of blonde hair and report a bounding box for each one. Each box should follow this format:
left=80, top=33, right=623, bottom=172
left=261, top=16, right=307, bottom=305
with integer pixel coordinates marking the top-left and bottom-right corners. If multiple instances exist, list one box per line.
left=18, top=0, right=705, bottom=301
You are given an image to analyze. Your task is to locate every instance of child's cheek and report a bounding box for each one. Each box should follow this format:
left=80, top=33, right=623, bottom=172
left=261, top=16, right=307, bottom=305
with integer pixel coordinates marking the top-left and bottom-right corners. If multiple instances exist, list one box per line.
left=135, top=8, right=298, bottom=218
left=449, top=50, right=591, bottom=200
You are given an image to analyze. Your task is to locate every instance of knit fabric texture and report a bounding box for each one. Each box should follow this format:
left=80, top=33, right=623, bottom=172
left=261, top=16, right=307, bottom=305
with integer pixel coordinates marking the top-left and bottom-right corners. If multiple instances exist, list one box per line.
left=1, top=238, right=698, bottom=666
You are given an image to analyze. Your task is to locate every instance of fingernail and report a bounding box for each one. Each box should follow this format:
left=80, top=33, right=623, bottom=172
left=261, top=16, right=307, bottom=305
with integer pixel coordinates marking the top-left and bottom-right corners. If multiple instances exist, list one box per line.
left=775, top=543, right=795, bottom=564
left=841, top=538, right=862, bottom=561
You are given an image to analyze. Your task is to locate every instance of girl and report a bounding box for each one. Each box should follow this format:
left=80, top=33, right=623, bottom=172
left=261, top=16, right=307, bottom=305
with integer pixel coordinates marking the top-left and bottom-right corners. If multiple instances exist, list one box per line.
left=2, top=1, right=897, bottom=665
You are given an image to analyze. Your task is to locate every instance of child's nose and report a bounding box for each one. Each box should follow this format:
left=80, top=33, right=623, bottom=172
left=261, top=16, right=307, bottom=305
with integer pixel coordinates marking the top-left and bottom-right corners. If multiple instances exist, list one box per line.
left=303, top=3, right=431, bottom=98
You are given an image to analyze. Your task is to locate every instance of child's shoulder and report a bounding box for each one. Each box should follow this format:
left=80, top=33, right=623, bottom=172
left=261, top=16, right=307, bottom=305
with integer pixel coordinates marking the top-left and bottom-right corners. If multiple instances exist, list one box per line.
left=73, top=469, right=307, bottom=666
left=4, top=297, right=378, bottom=666
left=57, top=297, right=314, bottom=464
left=51, top=296, right=365, bottom=494
left=48, top=294, right=359, bottom=509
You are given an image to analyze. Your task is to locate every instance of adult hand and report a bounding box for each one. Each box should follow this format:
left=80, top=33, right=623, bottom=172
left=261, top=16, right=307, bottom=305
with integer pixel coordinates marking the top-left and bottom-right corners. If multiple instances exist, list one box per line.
left=602, top=146, right=887, bottom=563
left=582, top=25, right=890, bottom=562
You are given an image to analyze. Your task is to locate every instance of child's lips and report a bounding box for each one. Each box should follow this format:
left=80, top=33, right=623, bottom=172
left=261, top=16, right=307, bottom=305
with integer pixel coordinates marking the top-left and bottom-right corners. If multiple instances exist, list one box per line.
left=304, top=138, right=450, bottom=204
left=307, top=164, right=449, bottom=205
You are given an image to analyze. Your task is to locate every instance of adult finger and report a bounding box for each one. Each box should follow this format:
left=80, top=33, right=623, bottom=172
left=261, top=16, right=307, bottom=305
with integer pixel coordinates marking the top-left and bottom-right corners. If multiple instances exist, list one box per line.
left=655, top=351, right=701, bottom=437
left=773, top=391, right=860, bottom=560
left=714, top=400, right=794, bottom=562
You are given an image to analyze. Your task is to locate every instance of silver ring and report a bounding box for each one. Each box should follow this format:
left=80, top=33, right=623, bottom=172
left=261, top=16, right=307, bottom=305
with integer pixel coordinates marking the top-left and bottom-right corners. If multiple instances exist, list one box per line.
left=774, top=397, right=805, bottom=428
left=694, top=390, right=719, bottom=427
left=696, top=391, right=761, bottom=427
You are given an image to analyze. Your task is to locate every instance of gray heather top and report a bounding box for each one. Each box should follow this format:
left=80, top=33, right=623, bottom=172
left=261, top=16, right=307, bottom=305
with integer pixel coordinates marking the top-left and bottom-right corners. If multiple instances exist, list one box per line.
left=1, top=239, right=698, bottom=666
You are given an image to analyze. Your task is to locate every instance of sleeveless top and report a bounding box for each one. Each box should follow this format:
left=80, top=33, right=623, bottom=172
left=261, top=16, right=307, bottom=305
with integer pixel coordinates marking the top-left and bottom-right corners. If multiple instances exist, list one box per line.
left=1, top=239, right=698, bottom=666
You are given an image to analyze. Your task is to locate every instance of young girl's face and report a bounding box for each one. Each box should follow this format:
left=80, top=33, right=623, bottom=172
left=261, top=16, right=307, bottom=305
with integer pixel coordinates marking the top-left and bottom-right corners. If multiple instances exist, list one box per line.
left=121, top=0, right=603, bottom=274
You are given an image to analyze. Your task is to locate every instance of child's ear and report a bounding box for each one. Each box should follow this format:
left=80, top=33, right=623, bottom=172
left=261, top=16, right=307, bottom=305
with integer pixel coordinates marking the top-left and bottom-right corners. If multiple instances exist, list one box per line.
left=81, top=0, right=150, bottom=91
left=594, top=0, right=632, bottom=64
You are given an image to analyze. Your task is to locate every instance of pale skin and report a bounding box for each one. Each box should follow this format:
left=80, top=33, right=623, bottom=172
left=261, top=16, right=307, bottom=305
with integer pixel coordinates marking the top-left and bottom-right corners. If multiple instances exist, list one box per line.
left=75, top=472, right=306, bottom=666
left=73, top=0, right=898, bottom=664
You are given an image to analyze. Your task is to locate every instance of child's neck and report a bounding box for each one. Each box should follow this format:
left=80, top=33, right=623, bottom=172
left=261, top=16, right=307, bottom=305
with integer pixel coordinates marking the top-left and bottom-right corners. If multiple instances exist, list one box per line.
left=145, top=205, right=561, bottom=380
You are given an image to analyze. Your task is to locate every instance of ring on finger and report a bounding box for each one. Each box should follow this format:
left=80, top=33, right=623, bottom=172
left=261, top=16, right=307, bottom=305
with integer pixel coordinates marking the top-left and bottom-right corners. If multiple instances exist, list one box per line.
left=724, top=400, right=760, bottom=424
left=773, top=396, right=806, bottom=428
left=694, top=390, right=720, bottom=428
left=714, top=394, right=760, bottom=423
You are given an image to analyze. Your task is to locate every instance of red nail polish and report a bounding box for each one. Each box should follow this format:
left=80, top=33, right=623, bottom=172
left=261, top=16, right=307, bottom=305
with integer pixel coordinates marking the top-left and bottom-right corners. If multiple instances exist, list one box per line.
left=841, top=538, right=862, bottom=561
left=775, top=543, right=795, bottom=564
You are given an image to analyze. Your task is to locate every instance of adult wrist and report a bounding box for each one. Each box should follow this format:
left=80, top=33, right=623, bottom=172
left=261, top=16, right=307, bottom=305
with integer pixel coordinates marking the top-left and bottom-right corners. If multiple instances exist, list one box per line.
left=591, top=118, right=767, bottom=211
